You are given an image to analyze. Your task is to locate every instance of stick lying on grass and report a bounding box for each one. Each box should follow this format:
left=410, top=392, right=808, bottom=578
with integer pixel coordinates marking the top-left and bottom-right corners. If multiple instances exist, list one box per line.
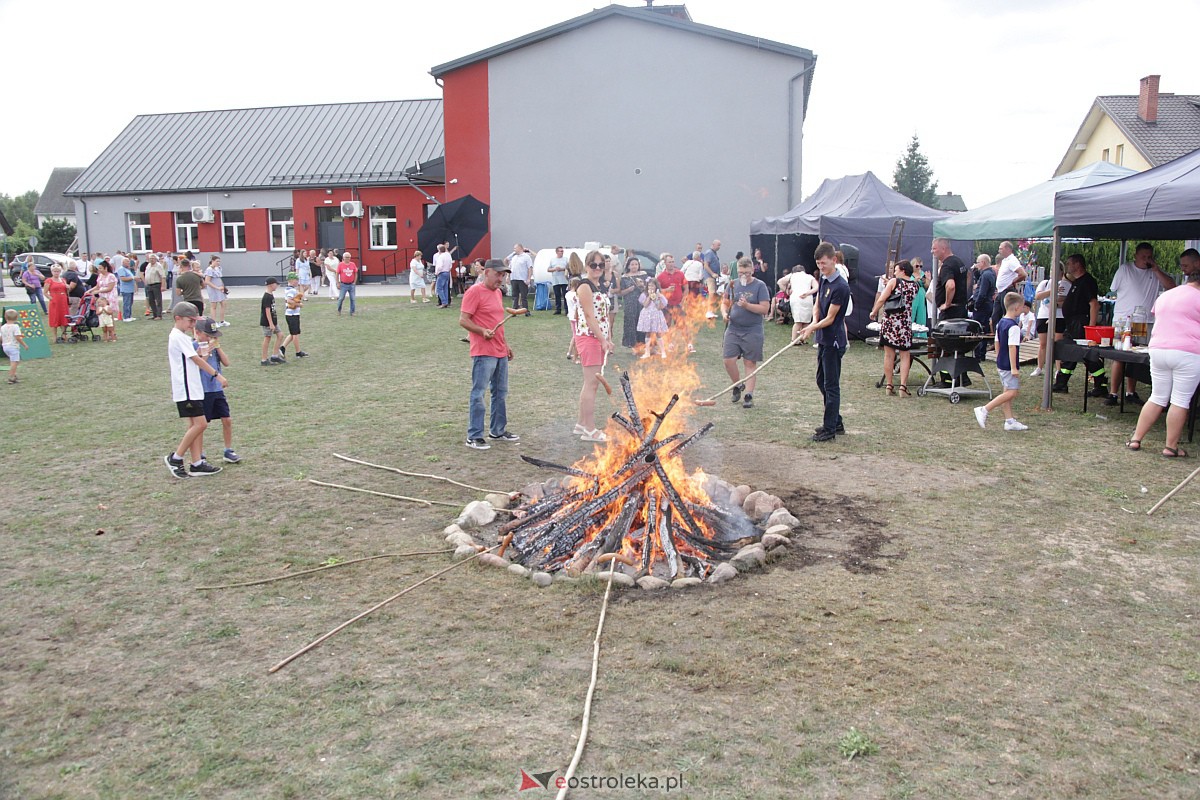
left=692, top=334, right=802, bottom=406
left=333, top=453, right=513, bottom=497
left=1147, top=462, right=1200, bottom=516
left=268, top=545, right=499, bottom=673
left=194, top=550, right=455, bottom=591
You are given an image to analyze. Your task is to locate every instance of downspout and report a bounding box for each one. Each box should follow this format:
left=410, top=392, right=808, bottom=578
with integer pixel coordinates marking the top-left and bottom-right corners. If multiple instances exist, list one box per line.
left=787, top=61, right=816, bottom=210
left=79, top=197, right=90, bottom=255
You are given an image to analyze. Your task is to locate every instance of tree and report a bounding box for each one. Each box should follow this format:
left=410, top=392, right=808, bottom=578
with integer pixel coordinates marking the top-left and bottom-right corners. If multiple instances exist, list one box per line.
left=892, top=135, right=939, bottom=207
left=0, top=190, right=40, bottom=228
left=38, top=218, right=76, bottom=253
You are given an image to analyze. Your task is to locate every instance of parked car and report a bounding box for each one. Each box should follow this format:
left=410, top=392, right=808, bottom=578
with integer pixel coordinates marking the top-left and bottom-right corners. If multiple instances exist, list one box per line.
left=8, top=253, right=74, bottom=287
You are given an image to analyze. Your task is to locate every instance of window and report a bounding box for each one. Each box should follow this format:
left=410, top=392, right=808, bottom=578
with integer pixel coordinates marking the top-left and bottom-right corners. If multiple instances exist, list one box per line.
left=128, top=213, right=152, bottom=252
left=1115, top=144, right=1124, bottom=166
left=370, top=205, right=397, bottom=249
left=1102, top=148, right=1110, bottom=163
left=222, top=210, right=246, bottom=251
left=270, top=208, right=294, bottom=250
left=175, top=212, right=199, bottom=252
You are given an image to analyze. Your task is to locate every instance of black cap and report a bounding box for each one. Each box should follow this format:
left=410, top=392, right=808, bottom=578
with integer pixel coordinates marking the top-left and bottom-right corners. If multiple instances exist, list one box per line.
left=484, top=259, right=510, bottom=273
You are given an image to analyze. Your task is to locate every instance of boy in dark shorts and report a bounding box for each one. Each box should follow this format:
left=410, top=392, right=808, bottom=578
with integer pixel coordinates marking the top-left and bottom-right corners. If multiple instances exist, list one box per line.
left=260, top=277, right=285, bottom=365
left=195, top=317, right=241, bottom=463
left=279, top=272, right=309, bottom=358
left=165, top=302, right=228, bottom=478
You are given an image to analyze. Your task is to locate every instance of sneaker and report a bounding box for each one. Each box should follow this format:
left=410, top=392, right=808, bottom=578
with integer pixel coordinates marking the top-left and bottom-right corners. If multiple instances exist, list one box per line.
left=465, top=438, right=491, bottom=450
left=742, top=393, right=753, bottom=409
left=1125, top=391, right=1144, bottom=406
left=164, top=453, right=186, bottom=477
left=223, top=448, right=242, bottom=463
left=1104, top=394, right=1120, bottom=407
left=488, top=431, right=520, bottom=442
left=269, top=355, right=285, bottom=364
left=1003, top=419, right=1029, bottom=432
left=973, top=406, right=988, bottom=429
left=296, top=351, right=309, bottom=358
left=189, top=460, right=222, bottom=476
left=731, top=382, right=744, bottom=403
left=260, top=359, right=275, bottom=366
left=811, top=429, right=836, bottom=442
left=1029, top=367, right=1043, bottom=377
left=815, top=423, right=847, bottom=435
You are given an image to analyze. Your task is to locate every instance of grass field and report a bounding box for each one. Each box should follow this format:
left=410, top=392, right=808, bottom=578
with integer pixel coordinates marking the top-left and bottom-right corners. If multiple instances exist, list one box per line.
left=2, top=295, right=1198, bottom=799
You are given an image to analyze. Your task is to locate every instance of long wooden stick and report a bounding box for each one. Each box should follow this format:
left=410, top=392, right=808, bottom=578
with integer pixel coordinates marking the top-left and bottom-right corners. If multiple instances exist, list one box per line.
left=308, top=479, right=461, bottom=507
left=556, top=568, right=617, bottom=800
left=194, top=550, right=455, bottom=591
left=333, top=453, right=511, bottom=496
left=1147, top=462, right=1200, bottom=516
left=486, top=306, right=527, bottom=335
left=268, top=546, right=498, bottom=673
left=694, top=334, right=802, bottom=405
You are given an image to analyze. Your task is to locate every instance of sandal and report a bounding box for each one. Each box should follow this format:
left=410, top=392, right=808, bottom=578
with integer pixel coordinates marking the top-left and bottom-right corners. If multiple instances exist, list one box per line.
left=885, top=384, right=895, bottom=396
left=1162, top=447, right=1189, bottom=458
left=572, top=424, right=588, bottom=435
left=1125, top=438, right=1142, bottom=451
left=898, top=385, right=911, bottom=397
left=580, top=429, right=608, bottom=442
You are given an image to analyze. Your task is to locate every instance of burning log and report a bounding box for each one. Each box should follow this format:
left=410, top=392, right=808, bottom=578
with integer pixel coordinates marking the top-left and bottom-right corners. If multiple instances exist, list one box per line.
left=506, top=372, right=759, bottom=580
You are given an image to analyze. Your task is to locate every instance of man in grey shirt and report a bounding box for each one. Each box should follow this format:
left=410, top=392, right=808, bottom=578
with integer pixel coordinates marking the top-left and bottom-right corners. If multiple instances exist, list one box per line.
left=721, top=256, right=771, bottom=409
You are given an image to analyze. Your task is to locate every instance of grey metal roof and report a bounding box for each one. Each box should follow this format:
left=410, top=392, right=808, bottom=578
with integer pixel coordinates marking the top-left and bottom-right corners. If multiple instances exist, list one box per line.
left=933, top=192, right=968, bottom=213
left=66, top=99, right=444, bottom=197
left=430, top=4, right=816, bottom=87
left=1096, top=94, right=1200, bottom=166
left=35, top=168, right=86, bottom=214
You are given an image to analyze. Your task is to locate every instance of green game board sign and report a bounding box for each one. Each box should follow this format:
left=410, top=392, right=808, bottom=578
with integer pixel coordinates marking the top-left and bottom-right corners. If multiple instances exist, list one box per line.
left=0, top=303, right=52, bottom=360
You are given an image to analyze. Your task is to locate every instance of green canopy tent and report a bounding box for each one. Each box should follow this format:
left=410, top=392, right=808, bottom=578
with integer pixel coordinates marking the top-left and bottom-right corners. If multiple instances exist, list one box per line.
left=932, top=161, right=1137, bottom=240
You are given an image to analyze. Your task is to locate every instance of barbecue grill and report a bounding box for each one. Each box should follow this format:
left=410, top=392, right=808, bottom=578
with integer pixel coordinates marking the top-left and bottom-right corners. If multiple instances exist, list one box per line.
left=917, top=318, right=993, bottom=403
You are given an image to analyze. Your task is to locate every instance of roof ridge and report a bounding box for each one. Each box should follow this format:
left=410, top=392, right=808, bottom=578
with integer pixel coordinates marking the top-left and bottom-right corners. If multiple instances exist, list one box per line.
left=130, top=98, right=442, bottom=120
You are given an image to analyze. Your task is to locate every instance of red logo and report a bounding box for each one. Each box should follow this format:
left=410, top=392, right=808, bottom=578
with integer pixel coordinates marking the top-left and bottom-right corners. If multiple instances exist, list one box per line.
left=517, top=768, right=558, bottom=791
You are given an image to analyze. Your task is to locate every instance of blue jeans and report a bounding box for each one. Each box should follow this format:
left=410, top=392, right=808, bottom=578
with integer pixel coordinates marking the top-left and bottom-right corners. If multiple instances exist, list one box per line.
left=436, top=271, right=451, bottom=306
left=468, top=355, right=509, bottom=440
left=815, top=343, right=845, bottom=433
left=25, top=286, right=47, bottom=313
left=121, top=292, right=135, bottom=320
left=337, top=282, right=356, bottom=314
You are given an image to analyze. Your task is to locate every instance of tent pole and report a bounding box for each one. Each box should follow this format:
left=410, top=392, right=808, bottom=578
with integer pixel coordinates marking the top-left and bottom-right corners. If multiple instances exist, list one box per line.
left=1042, top=227, right=1061, bottom=410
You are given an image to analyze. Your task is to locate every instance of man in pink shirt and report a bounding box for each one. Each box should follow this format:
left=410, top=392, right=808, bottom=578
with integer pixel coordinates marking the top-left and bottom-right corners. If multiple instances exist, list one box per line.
left=656, top=253, right=687, bottom=327
left=460, top=260, right=519, bottom=450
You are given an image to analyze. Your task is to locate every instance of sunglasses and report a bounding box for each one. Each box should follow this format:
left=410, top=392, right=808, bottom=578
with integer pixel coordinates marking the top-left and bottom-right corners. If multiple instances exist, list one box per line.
left=589, top=262, right=604, bottom=268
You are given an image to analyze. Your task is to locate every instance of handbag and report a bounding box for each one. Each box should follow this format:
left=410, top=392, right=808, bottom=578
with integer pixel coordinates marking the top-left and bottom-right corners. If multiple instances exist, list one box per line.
left=882, top=290, right=905, bottom=315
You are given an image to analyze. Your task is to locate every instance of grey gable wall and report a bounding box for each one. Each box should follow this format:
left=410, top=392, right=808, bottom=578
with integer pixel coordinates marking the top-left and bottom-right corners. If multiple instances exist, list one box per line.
left=487, top=14, right=810, bottom=257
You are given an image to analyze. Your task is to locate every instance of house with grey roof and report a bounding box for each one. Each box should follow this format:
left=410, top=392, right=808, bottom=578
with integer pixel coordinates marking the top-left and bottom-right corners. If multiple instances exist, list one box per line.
left=1055, top=75, right=1200, bottom=176
left=35, top=168, right=85, bottom=227
left=431, top=2, right=815, bottom=258
left=66, top=99, right=445, bottom=281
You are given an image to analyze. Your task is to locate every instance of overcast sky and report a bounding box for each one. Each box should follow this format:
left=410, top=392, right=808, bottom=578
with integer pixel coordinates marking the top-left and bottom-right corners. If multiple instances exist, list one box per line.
left=3, top=0, right=1197, bottom=210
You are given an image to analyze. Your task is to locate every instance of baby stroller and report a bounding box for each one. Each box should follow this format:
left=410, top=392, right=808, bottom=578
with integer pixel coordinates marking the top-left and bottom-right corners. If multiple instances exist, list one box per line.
left=65, top=294, right=101, bottom=343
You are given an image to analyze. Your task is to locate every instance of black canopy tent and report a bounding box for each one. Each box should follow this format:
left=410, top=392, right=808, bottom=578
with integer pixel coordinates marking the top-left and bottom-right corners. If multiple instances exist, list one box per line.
left=749, top=172, right=969, bottom=337
left=1042, top=148, right=1200, bottom=408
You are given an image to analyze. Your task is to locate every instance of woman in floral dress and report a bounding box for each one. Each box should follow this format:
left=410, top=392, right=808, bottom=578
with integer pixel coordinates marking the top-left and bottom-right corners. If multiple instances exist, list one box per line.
left=869, top=260, right=919, bottom=396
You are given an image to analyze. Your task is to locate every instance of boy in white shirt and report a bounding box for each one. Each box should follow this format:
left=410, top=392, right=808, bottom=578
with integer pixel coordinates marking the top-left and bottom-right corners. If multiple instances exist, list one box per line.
left=2, top=309, right=28, bottom=384
left=165, top=302, right=228, bottom=478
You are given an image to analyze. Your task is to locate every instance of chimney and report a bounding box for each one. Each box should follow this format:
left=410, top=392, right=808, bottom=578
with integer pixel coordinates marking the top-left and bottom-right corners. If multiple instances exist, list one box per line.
left=1138, top=74, right=1160, bottom=123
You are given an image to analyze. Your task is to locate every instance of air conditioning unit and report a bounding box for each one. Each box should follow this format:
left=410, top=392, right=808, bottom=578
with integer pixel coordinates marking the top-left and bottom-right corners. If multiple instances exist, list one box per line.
left=340, top=200, right=364, bottom=218
left=191, top=206, right=215, bottom=223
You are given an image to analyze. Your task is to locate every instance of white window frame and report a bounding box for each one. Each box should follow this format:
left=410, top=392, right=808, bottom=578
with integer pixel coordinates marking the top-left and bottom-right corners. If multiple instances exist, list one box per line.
left=369, top=205, right=397, bottom=249
left=270, top=208, right=294, bottom=251
left=175, top=212, right=199, bottom=252
left=128, top=213, right=152, bottom=253
left=222, top=210, right=246, bottom=252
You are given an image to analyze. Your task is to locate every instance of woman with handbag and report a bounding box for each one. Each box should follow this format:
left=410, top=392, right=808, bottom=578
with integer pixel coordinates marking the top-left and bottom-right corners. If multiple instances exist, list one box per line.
left=869, top=260, right=919, bottom=396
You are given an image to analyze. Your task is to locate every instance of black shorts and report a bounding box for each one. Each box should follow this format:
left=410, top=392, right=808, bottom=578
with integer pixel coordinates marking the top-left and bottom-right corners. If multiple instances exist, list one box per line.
left=285, top=315, right=301, bottom=335
left=1036, top=318, right=1048, bottom=334
left=176, top=399, right=206, bottom=418
left=203, top=392, right=231, bottom=421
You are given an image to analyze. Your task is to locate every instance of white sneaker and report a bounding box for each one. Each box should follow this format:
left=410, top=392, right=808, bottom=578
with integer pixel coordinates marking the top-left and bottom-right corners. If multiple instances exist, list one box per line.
left=705, top=311, right=717, bottom=319
left=973, top=406, right=988, bottom=429
left=1004, top=419, right=1029, bottom=431
left=1029, top=367, right=1042, bottom=377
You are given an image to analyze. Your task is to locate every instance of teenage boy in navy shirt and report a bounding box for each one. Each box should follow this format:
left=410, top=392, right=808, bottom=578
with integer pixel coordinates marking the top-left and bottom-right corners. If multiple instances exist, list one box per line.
left=798, top=242, right=850, bottom=442
left=974, top=292, right=1029, bottom=431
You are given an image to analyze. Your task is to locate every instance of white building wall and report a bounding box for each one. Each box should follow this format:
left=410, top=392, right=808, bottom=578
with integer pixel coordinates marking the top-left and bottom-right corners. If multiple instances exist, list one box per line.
left=487, top=15, right=811, bottom=258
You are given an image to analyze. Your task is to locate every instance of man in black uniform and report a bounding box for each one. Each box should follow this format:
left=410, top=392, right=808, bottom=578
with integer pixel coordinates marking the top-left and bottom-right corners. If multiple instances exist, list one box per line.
left=1054, top=253, right=1106, bottom=395
left=932, top=237, right=971, bottom=385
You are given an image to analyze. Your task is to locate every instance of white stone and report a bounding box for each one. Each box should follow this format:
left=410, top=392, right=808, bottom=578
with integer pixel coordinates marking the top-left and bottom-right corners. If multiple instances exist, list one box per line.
left=597, top=570, right=635, bottom=587
left=764, top=524, right=793, bottom=538
left=485, top=492, right=512, bottom=510
left=445, top=531, right=476, bottom=548
left=636, top=576, right=670, bottom=591
left=671, top=577, right=703, bottom=589
left=531, top=571, right=554, bottom=588
left=452, top=544, right=478, bottom=560
left=707, top=562, right=739, bottom=584
left=477, top=553, right=510, bottom=568
left=731, top=544, right=767, bottom=571
left=521, top=483, right=546, bottom=503
left=456, top=500, right=496, bottom=530
left=730, top=485, right=751, bottom=509
left=443, top=524, right=465, bottom=537
left=761, top=533, right=791, bottom=550
left=507, top=563, right=531, bottom=578
left=766, top=508, right=800, bottom=529
left=744, top=491, right=783, bottom=521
